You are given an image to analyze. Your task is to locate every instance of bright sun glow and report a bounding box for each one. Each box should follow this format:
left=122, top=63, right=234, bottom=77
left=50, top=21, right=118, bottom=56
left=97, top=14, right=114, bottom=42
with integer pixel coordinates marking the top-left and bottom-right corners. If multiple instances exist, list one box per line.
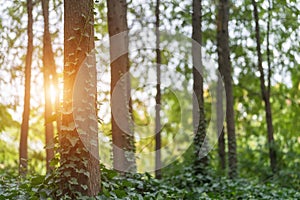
left=49, top=84, right=56, bottom=104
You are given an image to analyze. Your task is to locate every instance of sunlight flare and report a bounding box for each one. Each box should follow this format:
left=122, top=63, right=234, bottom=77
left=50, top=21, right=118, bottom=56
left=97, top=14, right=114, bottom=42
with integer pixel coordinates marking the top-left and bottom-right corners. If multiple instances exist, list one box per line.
left=49, top=84, right=56, bottom=104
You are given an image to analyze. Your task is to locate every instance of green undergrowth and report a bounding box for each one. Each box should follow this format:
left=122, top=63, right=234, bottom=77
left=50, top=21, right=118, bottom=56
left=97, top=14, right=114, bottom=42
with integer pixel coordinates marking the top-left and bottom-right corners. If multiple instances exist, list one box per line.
left=0, top=166, right=299, bottom=200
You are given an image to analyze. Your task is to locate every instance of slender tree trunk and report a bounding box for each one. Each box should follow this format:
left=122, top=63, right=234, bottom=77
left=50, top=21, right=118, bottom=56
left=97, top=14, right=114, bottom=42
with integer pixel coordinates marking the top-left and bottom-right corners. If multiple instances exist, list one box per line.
left=107, top=0, right=136, bottom=173
left=19, top=0, right=33, bottom=176
left=192, top=0, right=208, bottom=174
left=267, top=0, right=272, bottom=95
left=41, top=0, right=55, bottom=172
left=155, top=0, right=162, bottom=179
left=217, top=0, right=238, bottom=178
left=60, top=0, right=100, bottom=197
left=252, top=0, right=277, bottom=173
left=217, top=77, right=226, bottom=170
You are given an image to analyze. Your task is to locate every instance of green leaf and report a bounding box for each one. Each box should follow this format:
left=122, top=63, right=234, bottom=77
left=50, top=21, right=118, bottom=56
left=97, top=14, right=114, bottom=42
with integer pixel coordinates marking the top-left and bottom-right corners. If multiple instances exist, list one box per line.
left=84, top=171, right=90, bottom=178
left=81, top=184, right=88, bottom=191
left=30, top=175, right=45, bottom=185
left=68, top=177, right=78, bottom=185
left=63, top=171, right=71, bottom=177
left=114, top=189, right=127, bottom=198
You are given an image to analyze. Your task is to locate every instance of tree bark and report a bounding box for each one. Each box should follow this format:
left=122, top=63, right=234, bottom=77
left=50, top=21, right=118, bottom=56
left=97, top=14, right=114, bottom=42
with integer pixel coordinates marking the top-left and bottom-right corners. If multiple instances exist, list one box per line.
left=192, top=0, right=208, bottom=173
left=107, top=0, right=136, bottom=173
left=217, top=0, right=238, bottom=178
left=41, top=0, right=55, bottom=172
left=60, top=0, right=100, bottom=197
left=252, top=0, right=277, bottom=173
left=19, top=0, right=33, bottom=176
left=217, top=77, right=226, bottom=170
left=155, top=0, right=162, bottom=179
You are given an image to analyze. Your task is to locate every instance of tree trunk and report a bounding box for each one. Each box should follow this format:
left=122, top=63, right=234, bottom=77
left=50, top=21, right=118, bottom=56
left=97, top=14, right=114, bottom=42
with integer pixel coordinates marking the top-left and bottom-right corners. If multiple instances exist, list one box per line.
left=217, top=77, right=226, bottom=170
left=267, top=0, right=272, bottom=94
left=41, top=0, right=55, bottom=172
left=217, top=0, right=238, bottom=178
left=252, top=0, right=277, bottom=173
left=192, top=0, right=208, bottom=173
left=155, top=0, right=162, bottom=179
left=60, top=0, right=100, bottom=197
left=19, top=0, right=33, bottom=176
left=107, top=0, right=136, bottom=173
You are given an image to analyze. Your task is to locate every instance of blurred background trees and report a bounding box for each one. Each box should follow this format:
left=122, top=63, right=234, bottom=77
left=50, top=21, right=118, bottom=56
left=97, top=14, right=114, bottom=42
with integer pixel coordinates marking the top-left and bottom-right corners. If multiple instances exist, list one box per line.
left=0, top=0, right=299, bottom=198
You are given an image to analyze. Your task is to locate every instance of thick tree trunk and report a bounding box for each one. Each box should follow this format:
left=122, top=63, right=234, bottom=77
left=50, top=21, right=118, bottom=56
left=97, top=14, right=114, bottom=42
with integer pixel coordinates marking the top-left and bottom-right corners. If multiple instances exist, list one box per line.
left=217, top=0, right=238, bottom=178
left=155, top=0, right=162, bottom=179
left=107, top=0, right=136, bottom=173
left=60, top=0, right=100, bottom=197
left=252, top=0, right=277, bottom=173
left=19, top=0, right=33, bottom=176
left=41, top=0, right=55, bottom=172
left=192, top=0, right=208, bottom=173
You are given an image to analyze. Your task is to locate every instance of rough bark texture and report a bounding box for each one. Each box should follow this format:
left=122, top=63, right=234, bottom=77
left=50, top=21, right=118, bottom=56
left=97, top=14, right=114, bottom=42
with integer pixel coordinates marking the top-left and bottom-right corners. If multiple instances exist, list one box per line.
left=107, top=0, right=136, bottom=173
left=155, top=0, right=162, bottom=179
left=19, top=0, right=33, bottom=176
left=217, top=0, right=238, bottom=178
left=41, top=0, right=55, bottom=172
left=252, top=0, right=277, bottom=173
left=192, top=0, right=208, bottom=173
left=61, top=0, right=100, bottom=197
left=217, top=77, right=226, bottom=170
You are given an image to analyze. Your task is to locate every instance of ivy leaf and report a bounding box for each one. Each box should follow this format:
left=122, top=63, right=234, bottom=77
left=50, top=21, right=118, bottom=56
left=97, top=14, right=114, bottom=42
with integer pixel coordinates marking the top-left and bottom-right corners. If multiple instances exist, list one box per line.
left=68, top=177, right=78, bottom=185
left=49, top=157, right=59, bottom=167
left=81, top=184, right=88, bottom=191
left=84, top=171, right=90, bottom=178
left=114, top=189, right=127, bottom=198
left=66, top=134, right=79, bottom=147
left=63, top=171, right=71, bottom=177
left=30, top=175, right=44, bottom=186
left=83, top=32, right=90, bottom=38
left=67, top=36, right=76, bottom=41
